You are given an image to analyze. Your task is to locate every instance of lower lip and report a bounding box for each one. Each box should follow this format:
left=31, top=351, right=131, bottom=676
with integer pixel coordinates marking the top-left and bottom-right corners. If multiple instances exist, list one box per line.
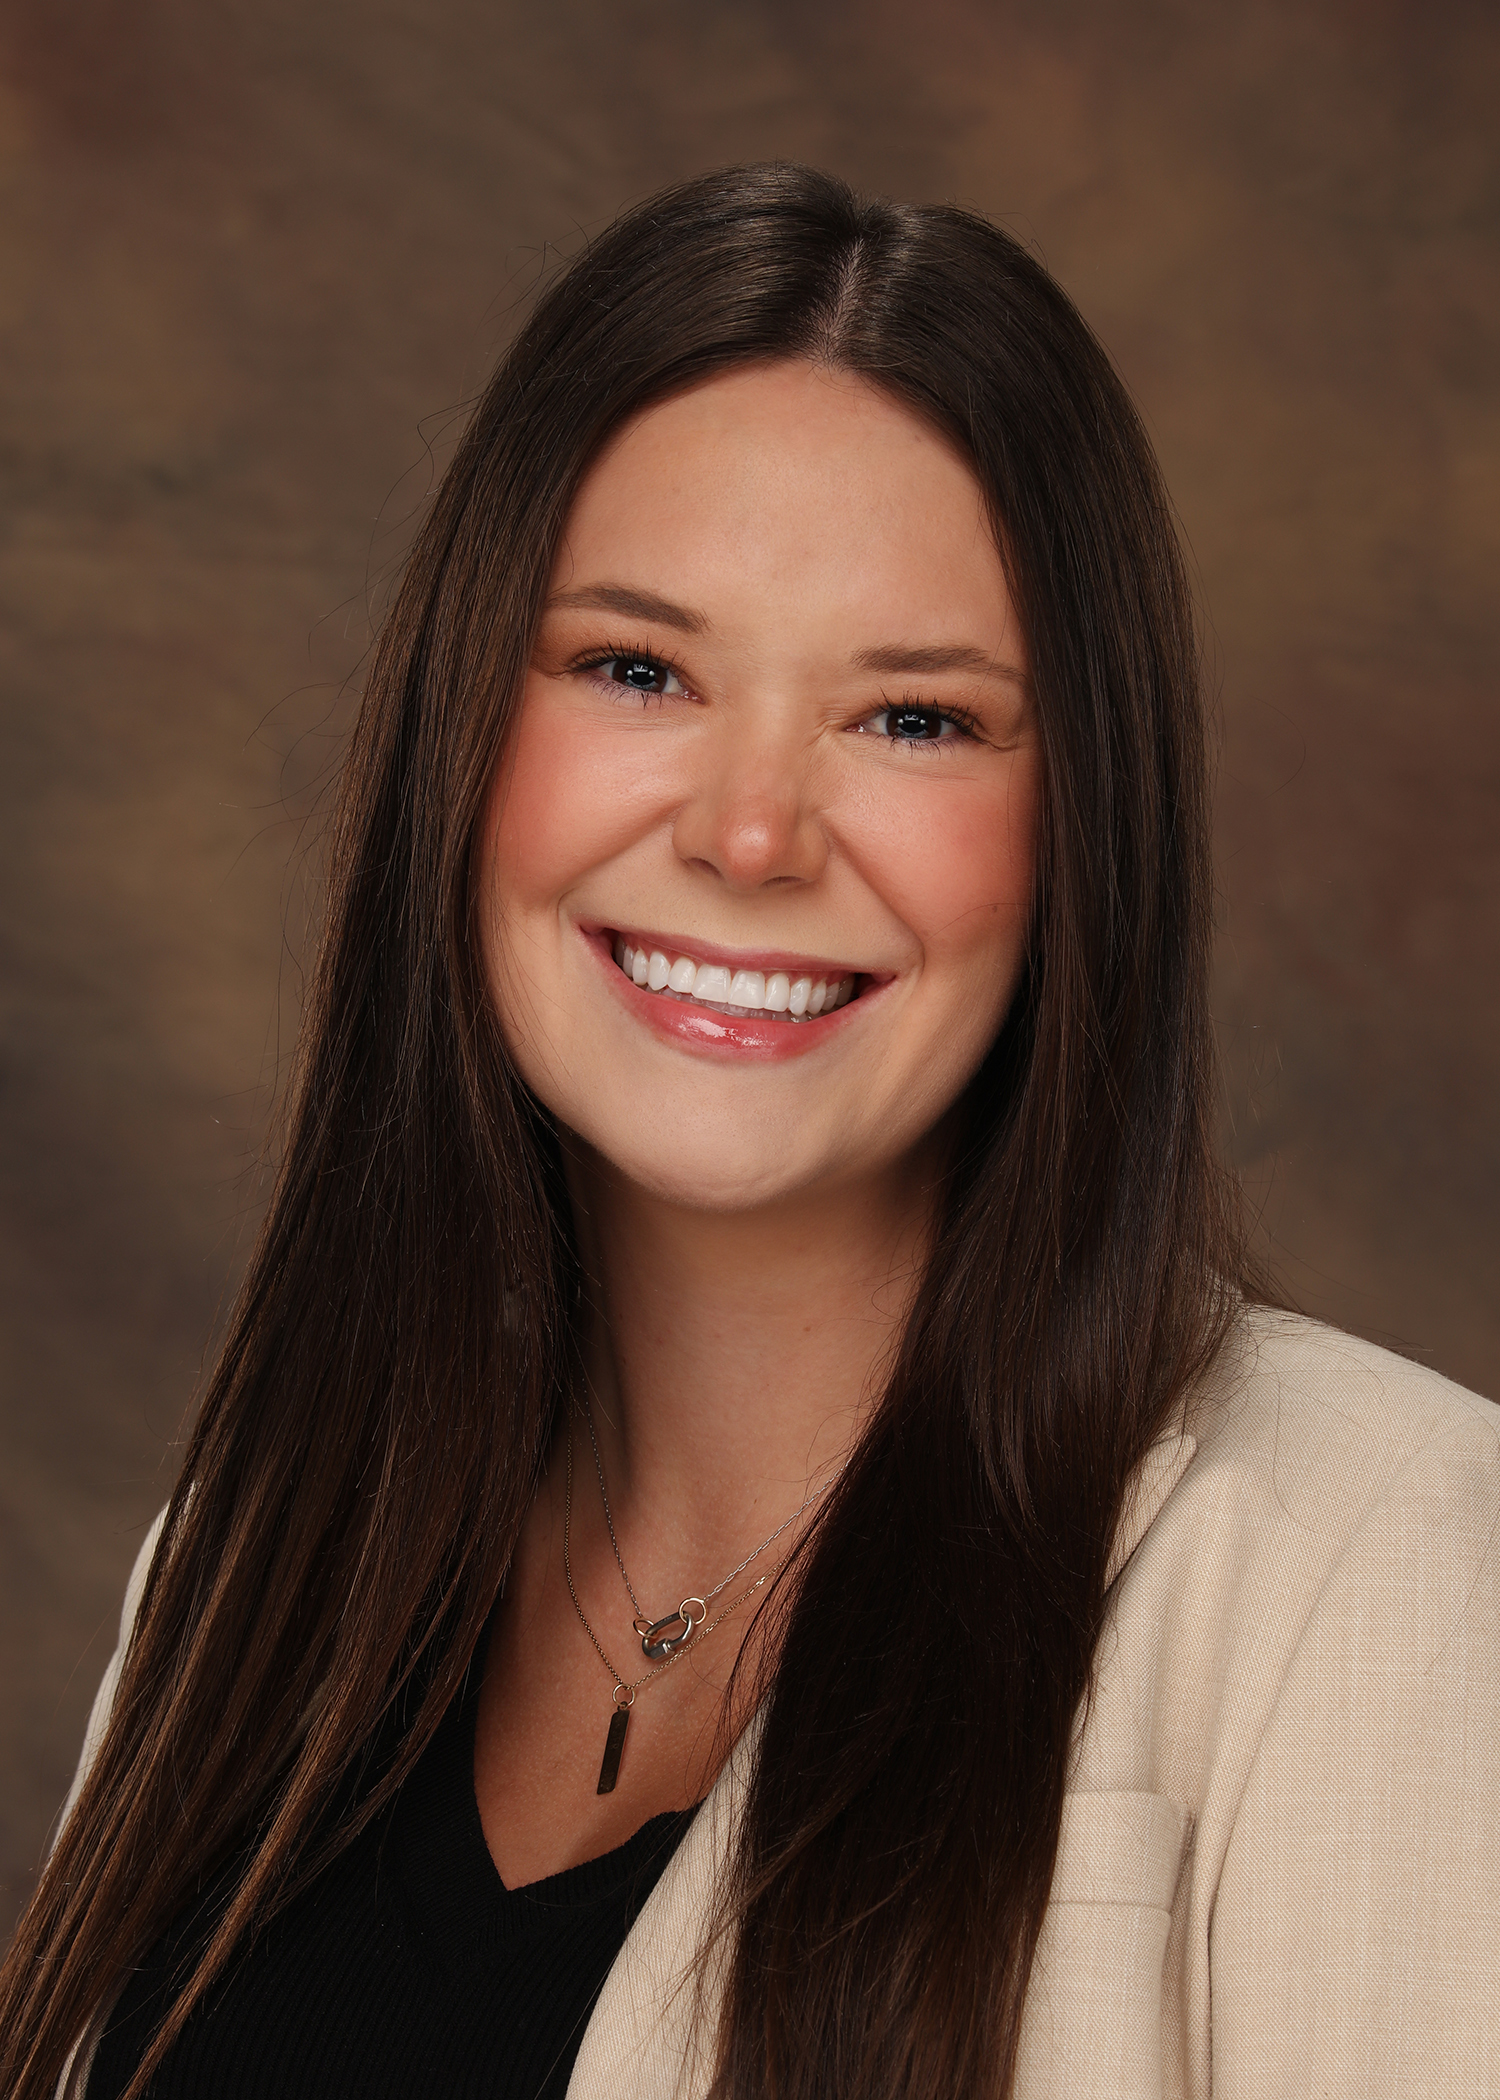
left=589, top=936, right=873, bottom=1061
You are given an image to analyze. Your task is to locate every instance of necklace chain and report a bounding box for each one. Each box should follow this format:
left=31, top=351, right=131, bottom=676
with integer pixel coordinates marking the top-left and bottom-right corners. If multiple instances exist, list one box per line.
left=580, top=1391, right=839, bottom=1629
left=562, top=1416, right=776, bottom=1702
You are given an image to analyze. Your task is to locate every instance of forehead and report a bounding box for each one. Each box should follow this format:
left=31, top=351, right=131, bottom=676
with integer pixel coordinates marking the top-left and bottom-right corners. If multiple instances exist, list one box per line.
left=552, top=362, right=1018, bottom=659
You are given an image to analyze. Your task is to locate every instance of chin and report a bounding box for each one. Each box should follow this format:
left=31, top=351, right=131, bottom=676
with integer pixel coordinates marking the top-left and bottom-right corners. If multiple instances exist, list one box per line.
left=579, top=1124, right=840, bottom=1216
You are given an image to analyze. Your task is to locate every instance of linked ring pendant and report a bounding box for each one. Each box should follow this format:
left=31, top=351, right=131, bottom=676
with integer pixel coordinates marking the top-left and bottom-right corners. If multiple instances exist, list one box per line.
left=633, top=1597, right=707, bottom=1662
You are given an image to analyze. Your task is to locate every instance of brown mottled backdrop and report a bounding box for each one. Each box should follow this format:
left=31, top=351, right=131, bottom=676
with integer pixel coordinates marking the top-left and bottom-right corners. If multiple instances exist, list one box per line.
left=2, top=0, right=1496, bottom=1936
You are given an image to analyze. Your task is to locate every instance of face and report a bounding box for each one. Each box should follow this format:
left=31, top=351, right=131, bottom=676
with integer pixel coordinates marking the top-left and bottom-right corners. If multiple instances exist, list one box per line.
left=478, top=361, right=1040, bottom=1214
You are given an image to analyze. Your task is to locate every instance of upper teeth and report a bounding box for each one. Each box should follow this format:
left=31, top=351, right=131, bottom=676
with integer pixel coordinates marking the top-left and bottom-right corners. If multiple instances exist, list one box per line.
left=613, top=939, right=856, bottom=1018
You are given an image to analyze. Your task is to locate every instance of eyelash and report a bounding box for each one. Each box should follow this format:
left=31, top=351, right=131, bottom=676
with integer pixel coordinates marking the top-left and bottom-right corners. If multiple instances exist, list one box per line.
left=570, top=647, right=980, bottom=750
left=572, top=641, right=695, bottom=704
left=866, top=691, right=980, bottom=752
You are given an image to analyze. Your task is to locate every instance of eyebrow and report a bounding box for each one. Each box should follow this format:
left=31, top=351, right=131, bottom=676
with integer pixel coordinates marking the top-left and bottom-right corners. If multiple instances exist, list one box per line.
left=546, top=584, right=708, bottom=633
left=852, top=641, right=1027, bottom=685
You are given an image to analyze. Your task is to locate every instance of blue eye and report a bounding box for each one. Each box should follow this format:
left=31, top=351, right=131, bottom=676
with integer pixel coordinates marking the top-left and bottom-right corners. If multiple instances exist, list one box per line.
left=889, top=707, right=945, bottom=740
left=861, top=704, right=963, bottom=743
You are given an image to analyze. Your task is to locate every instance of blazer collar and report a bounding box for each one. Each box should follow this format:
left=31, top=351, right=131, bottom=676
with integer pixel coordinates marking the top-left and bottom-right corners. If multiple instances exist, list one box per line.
left=1106, top=1428, right=1198, bottom=1587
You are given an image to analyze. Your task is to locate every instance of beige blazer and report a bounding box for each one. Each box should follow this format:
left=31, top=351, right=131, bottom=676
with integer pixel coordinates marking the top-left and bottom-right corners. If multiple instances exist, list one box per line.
left=60, top=1308, right=1500, bottom=2098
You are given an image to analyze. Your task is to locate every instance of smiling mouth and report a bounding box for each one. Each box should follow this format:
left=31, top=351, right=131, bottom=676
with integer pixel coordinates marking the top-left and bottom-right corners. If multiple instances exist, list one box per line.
left=611, top=936, right=859, bottom=1022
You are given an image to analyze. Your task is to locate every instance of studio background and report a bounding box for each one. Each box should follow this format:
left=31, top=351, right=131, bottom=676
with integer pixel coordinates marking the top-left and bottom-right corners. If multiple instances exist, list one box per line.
left=2, top=0, right=1495, bottom=1940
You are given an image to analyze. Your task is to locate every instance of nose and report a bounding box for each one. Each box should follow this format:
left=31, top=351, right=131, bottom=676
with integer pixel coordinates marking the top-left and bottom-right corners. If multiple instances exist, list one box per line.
left=671, top=717, right=829, bottom=891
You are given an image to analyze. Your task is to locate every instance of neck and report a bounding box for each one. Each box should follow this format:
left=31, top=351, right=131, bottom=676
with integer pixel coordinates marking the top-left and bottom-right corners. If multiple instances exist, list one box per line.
left=562, top=1139, right=941, bottom=1585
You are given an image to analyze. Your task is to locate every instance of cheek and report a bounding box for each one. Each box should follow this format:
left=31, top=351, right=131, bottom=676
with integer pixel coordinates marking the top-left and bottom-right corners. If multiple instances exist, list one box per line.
left=488, top=678, right=670, bottom=909
left=843, top=755, right=1039, bottom=977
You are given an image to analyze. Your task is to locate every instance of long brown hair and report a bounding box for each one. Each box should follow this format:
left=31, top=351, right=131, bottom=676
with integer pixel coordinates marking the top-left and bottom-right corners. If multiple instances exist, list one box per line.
left=1, top=164, right=1248, bottom=2100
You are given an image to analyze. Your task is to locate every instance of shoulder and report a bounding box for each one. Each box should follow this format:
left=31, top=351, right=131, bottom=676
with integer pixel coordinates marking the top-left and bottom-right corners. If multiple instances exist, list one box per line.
left=1177, top=1302, right=1499, bottom=1567
left=58, top=1508, right=170, bottom=1832
left=118, top=1507, right=171, bottom=1638
left=1089, top=1304, right=1500, bottom=1805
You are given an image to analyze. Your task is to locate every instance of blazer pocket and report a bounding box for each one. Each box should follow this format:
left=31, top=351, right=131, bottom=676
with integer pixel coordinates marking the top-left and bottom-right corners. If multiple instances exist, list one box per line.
left=1013, top=1791, right=1189, bottom=2100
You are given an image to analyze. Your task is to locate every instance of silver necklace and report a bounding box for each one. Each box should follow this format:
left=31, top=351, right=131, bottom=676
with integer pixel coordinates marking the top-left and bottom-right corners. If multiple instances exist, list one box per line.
left=562, top=1398, right=843, bottom=1795
left=580, top=1392, right=841, bottom=1661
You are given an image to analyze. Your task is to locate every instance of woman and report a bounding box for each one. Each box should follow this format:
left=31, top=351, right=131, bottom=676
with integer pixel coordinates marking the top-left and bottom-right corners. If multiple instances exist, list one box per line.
left=3, top=163, right=1496, bottom=2100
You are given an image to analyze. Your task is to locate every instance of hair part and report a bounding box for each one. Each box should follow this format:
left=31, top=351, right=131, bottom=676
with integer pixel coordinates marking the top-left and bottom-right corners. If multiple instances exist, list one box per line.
left=1, top=164, right=1254, bottom=2100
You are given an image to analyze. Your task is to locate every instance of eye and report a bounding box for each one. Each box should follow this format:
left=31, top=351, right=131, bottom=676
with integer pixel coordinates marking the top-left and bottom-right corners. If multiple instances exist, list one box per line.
left=854, top=702, right=970, bottom=746
left=587, top=652, right=688, bottom=699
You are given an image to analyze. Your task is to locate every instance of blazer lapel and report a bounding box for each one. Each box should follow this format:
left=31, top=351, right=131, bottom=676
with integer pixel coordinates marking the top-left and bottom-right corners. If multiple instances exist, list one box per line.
left=568, top=1714, right=761, bottom=2100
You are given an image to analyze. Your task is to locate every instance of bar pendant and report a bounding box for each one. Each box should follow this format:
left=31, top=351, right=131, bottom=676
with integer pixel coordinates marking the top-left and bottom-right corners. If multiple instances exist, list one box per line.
left=597, top=1706, right=630, bottom=1794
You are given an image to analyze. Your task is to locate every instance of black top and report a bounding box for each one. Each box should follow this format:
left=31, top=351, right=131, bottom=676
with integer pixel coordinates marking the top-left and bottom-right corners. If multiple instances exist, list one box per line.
left=89, top=1666, right=696, bottom=2100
